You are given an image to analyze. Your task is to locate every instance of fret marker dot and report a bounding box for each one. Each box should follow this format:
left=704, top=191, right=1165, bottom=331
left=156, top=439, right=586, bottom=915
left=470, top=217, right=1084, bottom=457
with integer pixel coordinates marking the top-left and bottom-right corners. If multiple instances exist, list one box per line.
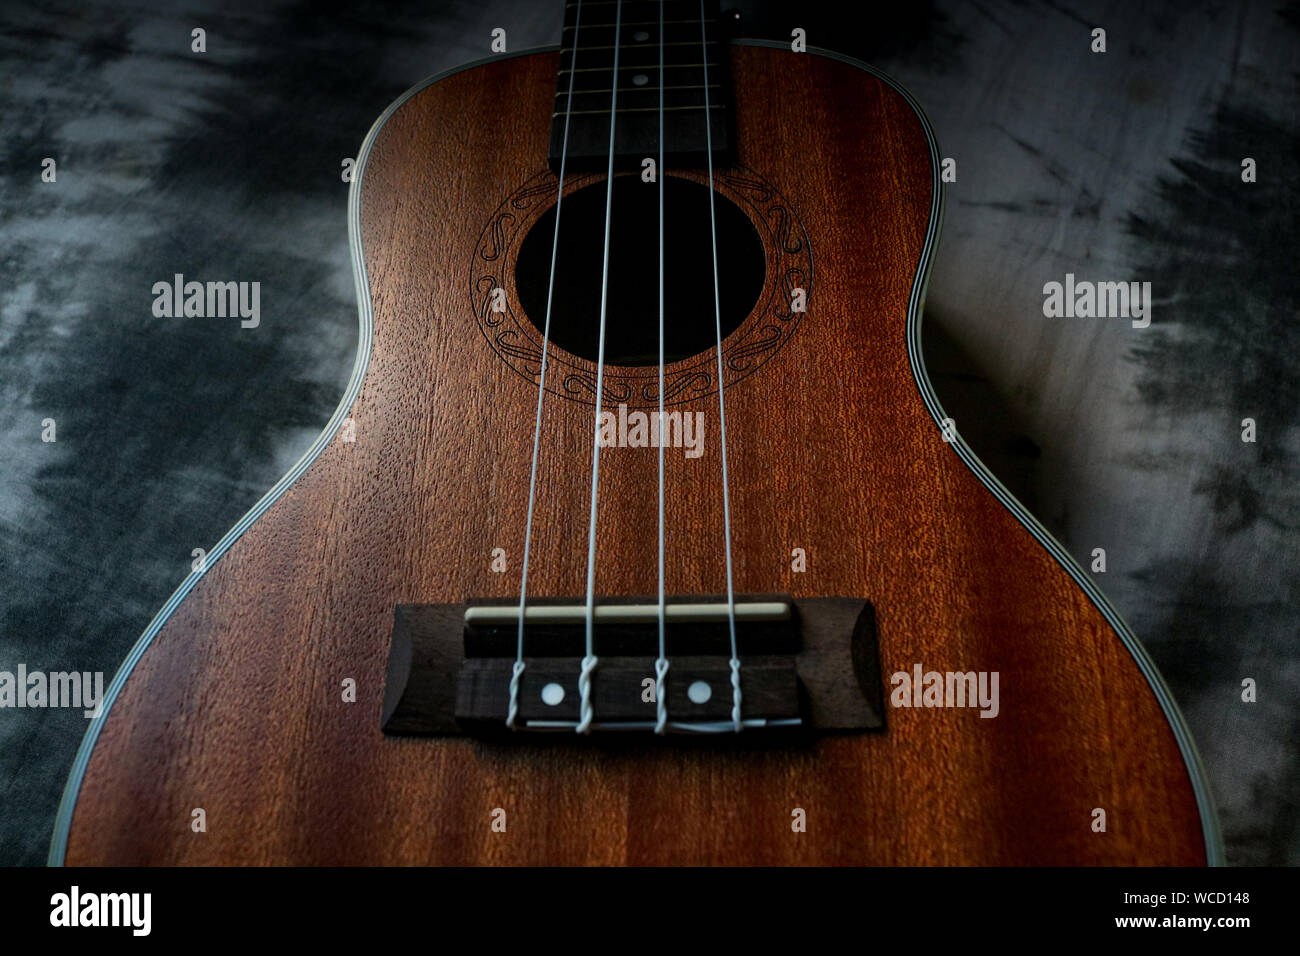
left=632, top=73, right=649, bottom=86
left=688, top=681, right=712, bottom=704
left=633, top=30, right=650, bottom=42
left=541, top=682, right=565, bottom=706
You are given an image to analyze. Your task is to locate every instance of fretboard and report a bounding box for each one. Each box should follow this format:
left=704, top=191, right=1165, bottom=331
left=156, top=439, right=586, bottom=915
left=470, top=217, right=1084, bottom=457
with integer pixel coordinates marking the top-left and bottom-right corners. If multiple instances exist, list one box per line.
left=548, top=0, right=734, bottom=172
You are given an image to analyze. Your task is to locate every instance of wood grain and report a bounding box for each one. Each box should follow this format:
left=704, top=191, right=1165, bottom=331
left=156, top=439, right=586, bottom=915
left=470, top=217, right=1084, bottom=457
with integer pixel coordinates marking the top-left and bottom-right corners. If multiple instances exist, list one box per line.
left=63, top=46, right=1208, bottom=865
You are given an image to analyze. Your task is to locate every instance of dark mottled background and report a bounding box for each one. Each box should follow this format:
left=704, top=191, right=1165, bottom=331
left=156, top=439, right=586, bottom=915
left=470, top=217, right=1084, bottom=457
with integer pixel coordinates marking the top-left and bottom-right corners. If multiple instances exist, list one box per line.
left=1, top=0, right=1296, bottom=866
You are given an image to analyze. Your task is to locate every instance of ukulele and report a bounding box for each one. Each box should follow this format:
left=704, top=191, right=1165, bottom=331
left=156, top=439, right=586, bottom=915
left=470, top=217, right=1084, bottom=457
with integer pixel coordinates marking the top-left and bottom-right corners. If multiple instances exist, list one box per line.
left=51, top=0, right=1220, bottom=865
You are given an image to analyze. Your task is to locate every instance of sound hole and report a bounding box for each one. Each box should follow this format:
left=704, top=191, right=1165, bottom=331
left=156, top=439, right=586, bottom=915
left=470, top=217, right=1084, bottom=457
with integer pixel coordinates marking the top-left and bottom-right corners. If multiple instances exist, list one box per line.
left=514, top=176, right=766, bottom=367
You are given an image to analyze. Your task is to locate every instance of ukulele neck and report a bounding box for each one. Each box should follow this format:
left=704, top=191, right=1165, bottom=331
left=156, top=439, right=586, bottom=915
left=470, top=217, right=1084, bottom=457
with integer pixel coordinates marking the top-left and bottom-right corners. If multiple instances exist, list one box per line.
left=549, top=0, right=735, bottom=173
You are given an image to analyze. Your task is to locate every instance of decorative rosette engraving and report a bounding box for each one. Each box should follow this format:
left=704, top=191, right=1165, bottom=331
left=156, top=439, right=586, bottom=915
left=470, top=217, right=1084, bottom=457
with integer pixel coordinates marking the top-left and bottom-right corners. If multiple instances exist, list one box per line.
left=469, top=166, right=811, bottom=407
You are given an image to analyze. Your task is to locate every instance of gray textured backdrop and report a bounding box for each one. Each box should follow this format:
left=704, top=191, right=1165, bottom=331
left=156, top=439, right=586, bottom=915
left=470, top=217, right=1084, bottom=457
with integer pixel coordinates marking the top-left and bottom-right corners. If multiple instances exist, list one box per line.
left=1, top=0, right=1296, bottom=866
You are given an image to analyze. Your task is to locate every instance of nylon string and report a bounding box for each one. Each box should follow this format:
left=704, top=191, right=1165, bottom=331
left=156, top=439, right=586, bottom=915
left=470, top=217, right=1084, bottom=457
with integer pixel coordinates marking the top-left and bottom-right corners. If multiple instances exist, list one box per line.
left=510, top=0, right=586, bottom=729
left=578, top=0, right=625, bottom=734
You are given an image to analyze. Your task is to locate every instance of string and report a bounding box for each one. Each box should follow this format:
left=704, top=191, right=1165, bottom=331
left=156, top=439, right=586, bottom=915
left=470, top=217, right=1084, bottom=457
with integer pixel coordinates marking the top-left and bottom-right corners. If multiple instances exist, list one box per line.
left=698, top=0, right=742, bottom=731
left=654, top=0, right=669, bottom=734
left=510, top=0, right=586, bottom=729
left=578, top=0, right=625, bottom=734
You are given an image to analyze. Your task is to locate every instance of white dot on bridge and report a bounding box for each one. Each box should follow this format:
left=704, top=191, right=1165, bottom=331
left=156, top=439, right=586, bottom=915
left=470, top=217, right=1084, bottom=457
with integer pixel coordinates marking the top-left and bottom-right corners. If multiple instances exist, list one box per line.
left=687, top=681, right=712, bottom=704
left=541, top=682, right=565, bottom=706
left=632, top=73, right=649, bottom=86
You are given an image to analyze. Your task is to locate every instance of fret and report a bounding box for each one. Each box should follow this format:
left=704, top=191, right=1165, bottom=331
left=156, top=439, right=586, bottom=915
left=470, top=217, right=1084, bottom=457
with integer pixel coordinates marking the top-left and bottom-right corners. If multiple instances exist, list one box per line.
left=558, top=64, right=721, bottom=77
left=562, top=20, right=700, bottom=29
left=562, top=41, right=718, bottom=50
left=559, top=62, right=718, bottom=74
left=555, top=84, right=720, bottom=96
left=559, top=19, right=722, bottom=34
left=553, top=104, right=724, bottom=117
left=565, top=1, right=707, bottom=14
left=559, top=42, right=722, bottom=68
left=560, top=24, right=720, bottom=42
left=562, top=2, right=718, bottom=29
left=560, top=3, right=720, bottom=24
left=557, top=84, right=718, bottom=115
left=565, top=0, right=704, bottom=7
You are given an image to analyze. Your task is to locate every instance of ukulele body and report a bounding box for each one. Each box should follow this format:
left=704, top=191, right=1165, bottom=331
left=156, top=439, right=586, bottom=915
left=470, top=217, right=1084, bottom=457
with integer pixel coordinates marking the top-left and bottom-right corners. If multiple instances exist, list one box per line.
left=54, top=44, right=1216, bottom=865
